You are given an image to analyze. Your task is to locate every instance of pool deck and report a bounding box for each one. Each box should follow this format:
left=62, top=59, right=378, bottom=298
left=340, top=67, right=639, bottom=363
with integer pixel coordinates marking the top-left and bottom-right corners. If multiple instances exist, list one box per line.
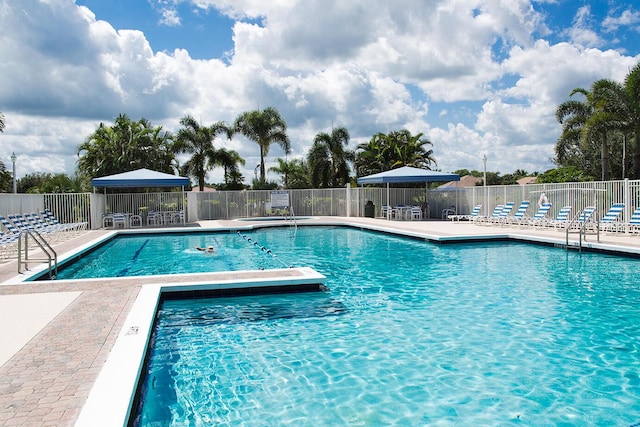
left=1, top=216, right=639, bottom=426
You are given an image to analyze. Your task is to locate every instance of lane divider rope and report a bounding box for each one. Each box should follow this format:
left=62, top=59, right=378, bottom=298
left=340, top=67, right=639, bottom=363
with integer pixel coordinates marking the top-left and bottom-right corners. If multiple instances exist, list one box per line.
left=236, top=231, right=294, bottom=269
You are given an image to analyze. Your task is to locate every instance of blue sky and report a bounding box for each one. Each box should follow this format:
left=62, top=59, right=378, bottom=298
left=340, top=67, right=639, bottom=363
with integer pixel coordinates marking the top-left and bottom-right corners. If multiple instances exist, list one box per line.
left=1, top=0, right=639, bottom=183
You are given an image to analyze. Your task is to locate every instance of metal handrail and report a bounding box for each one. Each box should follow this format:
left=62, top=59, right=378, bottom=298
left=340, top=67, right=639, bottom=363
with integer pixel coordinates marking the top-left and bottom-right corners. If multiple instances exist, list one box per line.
left=565, top=207, right=599, bottom=252
left=17, top=229, right=58, bottom=279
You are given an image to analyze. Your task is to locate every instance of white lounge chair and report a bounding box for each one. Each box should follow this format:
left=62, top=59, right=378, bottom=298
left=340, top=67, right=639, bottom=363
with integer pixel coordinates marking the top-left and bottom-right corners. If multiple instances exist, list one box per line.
left=599, top=203, right=625, bottom=233
left=524, top=202, right=552, bottom=228
left=624, top=207, right=640, bottom=234
left=449, top=205, right=481, bottom=222
left=502, top=200, right=530, bottom=226
left=549, top=206, right=572, bottom=229
left=476, top=205, right=504, bottom=225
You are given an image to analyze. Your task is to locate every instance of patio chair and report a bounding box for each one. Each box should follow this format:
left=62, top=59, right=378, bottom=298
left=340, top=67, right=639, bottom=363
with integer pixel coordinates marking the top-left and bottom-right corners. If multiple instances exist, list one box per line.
left=441, top=206, right=456, bottom=220
left=381, top=205, right=391, bottom=220
left=147, top=211, right=163, bottom=226
left=449, top=205, right=481, bottom=222
left=112, top=213, right=128, bottom=228
left=410, top=206, right=422, bottom=221
left=599, top=203, right=625, bottom=233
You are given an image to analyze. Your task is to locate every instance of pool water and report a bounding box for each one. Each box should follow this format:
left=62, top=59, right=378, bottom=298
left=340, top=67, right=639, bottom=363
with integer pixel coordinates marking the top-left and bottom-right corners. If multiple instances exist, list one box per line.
left=53, top=230, right=298, bottom=280
left=129, top=227, right=640, bottom=426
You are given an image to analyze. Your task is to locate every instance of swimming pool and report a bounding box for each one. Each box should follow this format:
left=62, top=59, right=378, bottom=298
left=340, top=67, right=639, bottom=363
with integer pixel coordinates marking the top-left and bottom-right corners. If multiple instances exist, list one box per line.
left=123, top=227, right=640, bottom=426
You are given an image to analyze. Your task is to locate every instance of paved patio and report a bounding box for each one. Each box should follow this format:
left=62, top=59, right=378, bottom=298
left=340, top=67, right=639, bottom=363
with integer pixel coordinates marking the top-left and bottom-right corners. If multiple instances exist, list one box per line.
left=0, top=217, right=639, bottom=426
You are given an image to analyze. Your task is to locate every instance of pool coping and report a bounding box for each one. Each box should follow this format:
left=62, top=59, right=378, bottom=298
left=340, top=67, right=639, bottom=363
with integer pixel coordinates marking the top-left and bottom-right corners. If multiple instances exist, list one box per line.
left=74, top=267, right=327, bottom=427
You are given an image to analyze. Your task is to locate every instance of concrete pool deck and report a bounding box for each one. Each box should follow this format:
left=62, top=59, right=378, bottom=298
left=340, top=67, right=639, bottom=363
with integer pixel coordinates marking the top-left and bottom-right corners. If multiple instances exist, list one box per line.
left=1, top=216, right=639, bottom=426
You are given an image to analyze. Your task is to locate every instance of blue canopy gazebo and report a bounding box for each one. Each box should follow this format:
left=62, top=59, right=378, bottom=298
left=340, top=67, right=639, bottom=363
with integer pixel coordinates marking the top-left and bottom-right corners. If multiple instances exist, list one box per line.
left=357, top=166, right=461, bottom=215
left=91, top=168, right=191, bottom=226
left=91, top=168, right=190, bottom=188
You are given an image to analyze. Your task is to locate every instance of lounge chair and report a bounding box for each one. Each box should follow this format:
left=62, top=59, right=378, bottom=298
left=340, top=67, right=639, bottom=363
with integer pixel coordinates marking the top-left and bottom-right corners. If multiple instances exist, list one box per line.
left=490, top=202, right=515, bottom=225
left=41, top=209, right=87, bottom=233
left=0, top=215, right=21, bottom=237
left=502, top=200, right=530, bottom=226
left=566, top=206, right=597, bottom=233
left=449, top=204, right=482, bottom=222
left=624, top=207, right=640, bottom=234
left=475, top=204, right=504, bottom=225
left=0, top=231, right=19, bottom=259
left=549, top=206, right=572, bottom=229
left=599, top=203, right=625, bottom=233
left=523, top=202, right=552, bottom=228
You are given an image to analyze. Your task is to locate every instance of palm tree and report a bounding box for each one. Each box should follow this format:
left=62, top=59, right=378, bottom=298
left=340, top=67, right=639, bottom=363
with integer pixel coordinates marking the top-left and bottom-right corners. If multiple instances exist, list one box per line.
left=355, top=129, right=436, bottom=176
left=307, top=127, right=353, bottom=188
left=77, top=114, right=177, bottom=178
left=555, top=88, right=602, bottom=178
left=587, top=62, right=640, bottom=178
left=269, top=158, right=311, bottom=189
left=386, top=130, right=436, bottom=169
left=354, top=133, right=390, bottom=176
left=175, top=115, right=234, bottom=191
left=232, top=107, right=290, bottom=183
left=218, top=149, right=246, bottom=190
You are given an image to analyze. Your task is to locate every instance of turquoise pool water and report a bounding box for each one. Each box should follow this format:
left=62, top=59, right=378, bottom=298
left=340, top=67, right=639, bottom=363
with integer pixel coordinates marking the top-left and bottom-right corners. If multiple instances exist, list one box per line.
left=126, top=227, right=640, bottom=426
left=53, top=230, right=298, bottom=280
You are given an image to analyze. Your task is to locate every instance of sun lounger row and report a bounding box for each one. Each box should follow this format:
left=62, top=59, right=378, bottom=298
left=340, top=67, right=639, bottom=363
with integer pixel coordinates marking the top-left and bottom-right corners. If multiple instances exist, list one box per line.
left=458, top=200, right=640, bottom=234
left=0, top=210, right=87, bottom=258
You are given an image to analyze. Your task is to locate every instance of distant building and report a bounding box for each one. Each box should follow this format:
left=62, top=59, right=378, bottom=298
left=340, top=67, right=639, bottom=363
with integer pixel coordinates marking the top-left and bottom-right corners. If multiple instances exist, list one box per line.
left=438, top=175, right=483, bottom=189
left=517, top=176, right=538, bottom=185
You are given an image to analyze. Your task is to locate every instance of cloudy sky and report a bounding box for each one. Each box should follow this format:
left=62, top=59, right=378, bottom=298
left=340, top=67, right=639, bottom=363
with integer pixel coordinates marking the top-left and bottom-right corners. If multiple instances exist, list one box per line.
left=1, top=0, right=639, bottom=183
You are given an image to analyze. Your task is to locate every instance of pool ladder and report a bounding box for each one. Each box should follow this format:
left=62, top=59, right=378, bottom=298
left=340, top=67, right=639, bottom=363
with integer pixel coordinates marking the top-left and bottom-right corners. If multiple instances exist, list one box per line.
left=17, top=229, right=58, bottom=279
left=564, top=207, right=600, bottom=253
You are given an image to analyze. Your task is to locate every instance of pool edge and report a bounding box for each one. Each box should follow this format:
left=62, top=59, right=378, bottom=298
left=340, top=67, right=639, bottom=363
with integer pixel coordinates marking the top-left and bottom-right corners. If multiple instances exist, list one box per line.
left=74, top=267, right=327, bottom=427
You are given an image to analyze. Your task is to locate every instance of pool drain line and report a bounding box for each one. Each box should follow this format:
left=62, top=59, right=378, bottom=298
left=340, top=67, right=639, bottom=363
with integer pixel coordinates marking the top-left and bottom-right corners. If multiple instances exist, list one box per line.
left=236, top=231, right=294, bottom=269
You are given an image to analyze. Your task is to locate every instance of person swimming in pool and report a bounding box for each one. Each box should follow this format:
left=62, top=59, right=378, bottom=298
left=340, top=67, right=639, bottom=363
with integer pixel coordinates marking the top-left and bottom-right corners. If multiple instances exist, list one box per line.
left=196, top=245, right=216, bottom=254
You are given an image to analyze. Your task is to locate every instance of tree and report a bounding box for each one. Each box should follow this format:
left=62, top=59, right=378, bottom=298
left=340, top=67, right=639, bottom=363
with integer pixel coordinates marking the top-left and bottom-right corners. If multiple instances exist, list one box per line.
left=354, top=129, right=437, bottom=176
left=174, top=115, right=236, bottom=192
left=307, top=127, right=353, bottom=188
left=77, top=114, right=176, bottom=178
left=0, top=111, right=5, bottom=133
left=232, top=107, right=290, bottom=183
left=218, top=149, right=246, bottom=190
left=555, top=87, right=609, bottom=179
left=268, top=158, right=310, bottom=189
left=537, top=167, right=594, bottom=183
left=0, top=161, right=10, bottom=192
left=17, top=172, right=89, bottom=193
left=587, top=62, right=640, bottom=178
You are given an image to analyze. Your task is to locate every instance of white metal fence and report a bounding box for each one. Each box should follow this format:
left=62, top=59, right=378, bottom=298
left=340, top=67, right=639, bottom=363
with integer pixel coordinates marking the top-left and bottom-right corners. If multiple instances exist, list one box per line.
left=1, top=179, right=640, bottom=230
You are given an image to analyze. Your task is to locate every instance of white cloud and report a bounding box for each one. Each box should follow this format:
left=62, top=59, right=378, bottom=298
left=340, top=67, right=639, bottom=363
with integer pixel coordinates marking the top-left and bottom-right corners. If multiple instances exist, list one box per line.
left=159, top=8, right=181, bottom=27
left=1, top=0, right=639, bottom=182
left=602, top=8, right=640, bottom=33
